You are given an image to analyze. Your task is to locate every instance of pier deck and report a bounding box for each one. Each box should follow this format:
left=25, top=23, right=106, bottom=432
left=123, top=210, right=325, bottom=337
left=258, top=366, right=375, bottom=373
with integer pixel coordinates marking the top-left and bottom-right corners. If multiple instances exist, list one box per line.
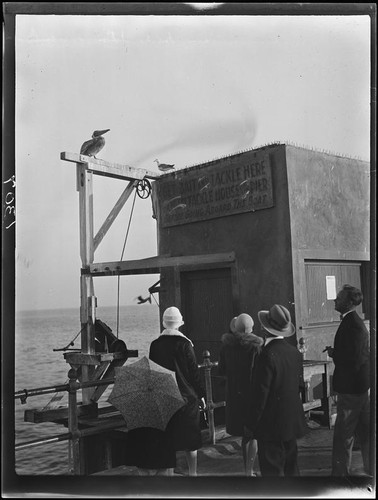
left=93, top=420, right=367, bottom=478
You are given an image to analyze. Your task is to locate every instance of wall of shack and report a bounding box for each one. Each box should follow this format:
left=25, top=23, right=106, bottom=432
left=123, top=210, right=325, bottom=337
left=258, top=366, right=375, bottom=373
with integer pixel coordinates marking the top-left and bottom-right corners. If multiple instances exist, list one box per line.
left=153, top=144, right=298, bottom=349
left=285, top=146, right=370, bottom=364
left=153, top=144, right=371, bottom=403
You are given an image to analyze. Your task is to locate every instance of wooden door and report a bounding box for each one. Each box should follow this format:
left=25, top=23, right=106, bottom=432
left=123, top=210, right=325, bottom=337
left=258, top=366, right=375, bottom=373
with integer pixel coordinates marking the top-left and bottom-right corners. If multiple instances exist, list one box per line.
left=180, top=268, right=234, bottom=417
left=180, top=268, right=234, bottom=360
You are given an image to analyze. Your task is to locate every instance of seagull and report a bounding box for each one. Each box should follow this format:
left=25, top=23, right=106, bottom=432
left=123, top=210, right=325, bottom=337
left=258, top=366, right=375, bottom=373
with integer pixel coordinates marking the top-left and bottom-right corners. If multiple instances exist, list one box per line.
left=154, top=159, right=175, bottom=172
left=136, top=295, right=152, bottom=304
left=80, top=129, right=110, bottom=158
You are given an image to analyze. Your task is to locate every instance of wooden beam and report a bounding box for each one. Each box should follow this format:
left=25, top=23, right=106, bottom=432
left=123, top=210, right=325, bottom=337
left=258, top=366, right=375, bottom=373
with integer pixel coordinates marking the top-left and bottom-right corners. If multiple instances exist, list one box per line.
left=87, top=252, right=236, bottom=276
left=303, top=399, right=322, bottom=412
left=64, top=353, right=102, bottom=366
left=24, top=403, right=98, bottom=424
left=78, top=165, right=94, bottom=266
left=61, top=151, right=160, bottom=181
left=77, top=164, right=96, bottom=403
left=90, top=356, right=130, bottom=403
left=93, top=180, right=137, bottom=252
left=64, top=351, right=129, bottom=366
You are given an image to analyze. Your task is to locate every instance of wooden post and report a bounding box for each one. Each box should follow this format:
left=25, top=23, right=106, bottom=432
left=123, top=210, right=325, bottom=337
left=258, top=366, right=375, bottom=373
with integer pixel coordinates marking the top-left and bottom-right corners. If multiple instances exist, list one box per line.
left=77, top=163, right=96, bottom=403
left=321, top=362, right=332, bottom=429
left=198, top=351, right=225, bottom=445
left=104, top=439, right=113, bottom=470
left=68, top=368, right=82, bottom=475
left=202, top=350, right=216, bottom=445
left=304, top=380, right=311, bottom=404
left=77, top=164, right=94, bottom=265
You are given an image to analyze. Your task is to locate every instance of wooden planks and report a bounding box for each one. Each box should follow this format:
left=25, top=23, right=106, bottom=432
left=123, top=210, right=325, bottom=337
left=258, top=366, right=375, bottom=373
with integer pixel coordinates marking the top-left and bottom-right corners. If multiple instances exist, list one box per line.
left=64, top=351, right=131, bottom=366
left=24, top=402, right=98, bottom=424
left=88, top=252, right=236, bottom=276
left=61, top=152, right=160, bottom=180
left=303, top=360, right=332, bottom=428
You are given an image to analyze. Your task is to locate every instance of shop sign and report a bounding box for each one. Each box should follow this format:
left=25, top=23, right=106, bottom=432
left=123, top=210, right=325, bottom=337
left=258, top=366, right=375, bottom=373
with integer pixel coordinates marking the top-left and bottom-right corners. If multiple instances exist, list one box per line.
left=155, top=150, right=274, bottom=227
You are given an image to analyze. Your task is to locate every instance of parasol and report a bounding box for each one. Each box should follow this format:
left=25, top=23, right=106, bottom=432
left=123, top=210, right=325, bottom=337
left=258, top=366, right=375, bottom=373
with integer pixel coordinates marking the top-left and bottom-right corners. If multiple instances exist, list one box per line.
left=108, top=356, right=185, bottom=431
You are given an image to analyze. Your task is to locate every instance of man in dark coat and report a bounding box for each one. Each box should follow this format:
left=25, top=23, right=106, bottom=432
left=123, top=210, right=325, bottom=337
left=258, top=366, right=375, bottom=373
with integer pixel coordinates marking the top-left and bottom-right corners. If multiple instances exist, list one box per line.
left=324, top=284, right=370, bottom=476
left=245, top=304, right=308, bottom=476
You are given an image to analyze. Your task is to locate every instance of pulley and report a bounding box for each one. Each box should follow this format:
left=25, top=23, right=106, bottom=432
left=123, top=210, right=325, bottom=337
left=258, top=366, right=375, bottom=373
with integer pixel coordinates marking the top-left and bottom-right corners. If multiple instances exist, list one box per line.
left=136, top=179, right=152, bottom=199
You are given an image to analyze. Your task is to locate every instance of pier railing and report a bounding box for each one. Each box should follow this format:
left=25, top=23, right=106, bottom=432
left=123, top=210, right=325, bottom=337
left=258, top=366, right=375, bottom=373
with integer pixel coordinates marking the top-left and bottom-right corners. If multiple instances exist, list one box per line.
left=15, top=350, right=225, bottom=473
left=198, top=350, right=226, bottom=444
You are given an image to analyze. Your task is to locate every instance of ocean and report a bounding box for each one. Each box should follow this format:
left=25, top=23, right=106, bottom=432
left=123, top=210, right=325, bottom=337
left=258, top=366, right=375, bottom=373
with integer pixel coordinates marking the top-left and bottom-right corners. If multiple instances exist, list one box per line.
left=15, top=305, right=161, bottom=475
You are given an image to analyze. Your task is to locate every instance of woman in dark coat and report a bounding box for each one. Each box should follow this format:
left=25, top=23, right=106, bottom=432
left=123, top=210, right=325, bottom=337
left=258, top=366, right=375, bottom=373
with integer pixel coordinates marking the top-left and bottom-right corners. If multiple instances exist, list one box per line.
left=126, top=425, right=176, bottom=475
left=218, top=313, right=263, bottom=476
left=149, top=306, right=206, bottom=476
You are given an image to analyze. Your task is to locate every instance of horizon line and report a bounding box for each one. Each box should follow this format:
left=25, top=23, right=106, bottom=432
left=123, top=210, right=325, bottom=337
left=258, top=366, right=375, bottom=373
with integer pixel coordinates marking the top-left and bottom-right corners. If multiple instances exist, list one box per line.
left=15, top=303, right=159, bottom=314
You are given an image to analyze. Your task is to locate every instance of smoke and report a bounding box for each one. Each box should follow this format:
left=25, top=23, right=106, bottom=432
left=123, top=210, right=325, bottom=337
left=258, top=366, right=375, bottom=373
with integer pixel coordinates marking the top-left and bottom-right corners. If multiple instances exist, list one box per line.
left=16, top=253, right=32, bottom=269
left=131, top=112, right=258, bottom=167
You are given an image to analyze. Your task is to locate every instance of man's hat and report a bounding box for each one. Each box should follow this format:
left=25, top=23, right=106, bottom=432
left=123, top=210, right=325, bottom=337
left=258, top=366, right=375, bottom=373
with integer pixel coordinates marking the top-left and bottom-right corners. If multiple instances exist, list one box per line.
left=258, top=304, right=295, bottom=337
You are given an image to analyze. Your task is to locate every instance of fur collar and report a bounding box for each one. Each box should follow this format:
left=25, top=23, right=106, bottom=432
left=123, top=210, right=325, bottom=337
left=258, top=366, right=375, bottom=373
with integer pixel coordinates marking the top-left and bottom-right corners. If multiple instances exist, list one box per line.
left=160, top=329, right=194, bottom=347
left=221, top=331, right=264, bottom=350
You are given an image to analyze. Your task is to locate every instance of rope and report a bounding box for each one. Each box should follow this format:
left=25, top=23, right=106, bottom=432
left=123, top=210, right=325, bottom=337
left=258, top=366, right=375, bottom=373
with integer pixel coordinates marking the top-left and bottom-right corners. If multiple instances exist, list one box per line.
left=53, top=325, right=86, bottom=352
left=116, top=188, right=137, bottom=337
left=151, top=293, right=159, bottom=307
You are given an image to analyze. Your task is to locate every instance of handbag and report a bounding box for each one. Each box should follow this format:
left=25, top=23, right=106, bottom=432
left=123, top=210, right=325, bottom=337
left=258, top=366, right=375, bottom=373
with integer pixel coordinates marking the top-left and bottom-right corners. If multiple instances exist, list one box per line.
left=199, top=407, right=209, bottom=429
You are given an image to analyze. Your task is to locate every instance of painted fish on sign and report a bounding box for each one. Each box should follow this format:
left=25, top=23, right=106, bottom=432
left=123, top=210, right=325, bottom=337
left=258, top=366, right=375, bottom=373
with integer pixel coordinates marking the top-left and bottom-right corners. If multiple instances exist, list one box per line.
left=153, top=150, right=274, bottom=227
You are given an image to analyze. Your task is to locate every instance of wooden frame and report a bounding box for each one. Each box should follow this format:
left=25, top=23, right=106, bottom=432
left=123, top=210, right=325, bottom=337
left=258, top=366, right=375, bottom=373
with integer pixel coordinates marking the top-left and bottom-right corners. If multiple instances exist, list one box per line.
left=61, top=152, right=159, bottom=181
left=293, top=249, right=370, bottom=330
left=303, top=360, right=332, bottom=429
left=61, top=152, right=161, bottom=403
left=87, top=252, right=236, bottom=277
left=61, top=152, right=236, bottom=405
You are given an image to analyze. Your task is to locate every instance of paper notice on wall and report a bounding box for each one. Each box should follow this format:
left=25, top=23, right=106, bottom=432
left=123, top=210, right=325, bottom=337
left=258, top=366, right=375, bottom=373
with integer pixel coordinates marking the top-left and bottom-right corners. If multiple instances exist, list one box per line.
left=326, top=276, right=337, bottom=300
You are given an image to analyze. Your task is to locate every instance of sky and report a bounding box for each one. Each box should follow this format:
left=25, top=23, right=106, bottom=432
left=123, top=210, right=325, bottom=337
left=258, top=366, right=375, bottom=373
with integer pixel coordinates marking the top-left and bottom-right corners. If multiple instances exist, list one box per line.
left=14, top=12, right=371, bottom=311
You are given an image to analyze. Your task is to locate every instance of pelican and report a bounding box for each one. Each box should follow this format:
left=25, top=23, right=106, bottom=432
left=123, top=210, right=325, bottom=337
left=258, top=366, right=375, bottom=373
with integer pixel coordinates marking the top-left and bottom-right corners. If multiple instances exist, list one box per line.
left=80, top=129, right=110, bottom=158
left=154, top=159, right=175, bottom=172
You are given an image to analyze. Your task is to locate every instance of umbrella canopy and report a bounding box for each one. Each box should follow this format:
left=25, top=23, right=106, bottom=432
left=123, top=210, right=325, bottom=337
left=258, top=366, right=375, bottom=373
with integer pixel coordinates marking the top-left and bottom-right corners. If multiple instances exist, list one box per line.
left=108, top=356, right=185, bottom=431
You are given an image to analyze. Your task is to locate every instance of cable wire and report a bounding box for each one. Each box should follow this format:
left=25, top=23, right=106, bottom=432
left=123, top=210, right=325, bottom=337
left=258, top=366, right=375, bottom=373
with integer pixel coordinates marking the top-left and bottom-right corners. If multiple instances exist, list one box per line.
left=53, top=325, right=86, bottom=352
left=116, top=188, right=138, bottom=336
left=151, top=293, right=159, bottom=307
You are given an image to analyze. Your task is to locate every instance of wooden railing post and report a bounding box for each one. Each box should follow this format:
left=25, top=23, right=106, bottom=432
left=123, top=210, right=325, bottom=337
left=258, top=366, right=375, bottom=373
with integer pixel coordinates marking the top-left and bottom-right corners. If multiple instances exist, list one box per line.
left=198, top=350, right=226, bottom=445
left=202, top=350, right=216, bottom=445
left=68, top=368, right=82, bottom=475
left=321, top=361, right=332, bottom=429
